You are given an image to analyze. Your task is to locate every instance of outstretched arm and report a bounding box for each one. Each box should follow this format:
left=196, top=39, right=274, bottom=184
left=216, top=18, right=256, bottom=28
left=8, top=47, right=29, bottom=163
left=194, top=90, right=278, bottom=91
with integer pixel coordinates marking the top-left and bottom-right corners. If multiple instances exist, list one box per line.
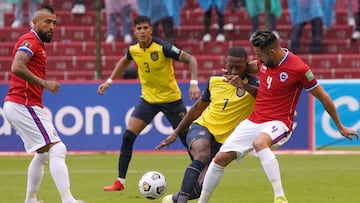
left=97, top=55, right=131, bottom=95
left=155, top=99, right=209, bottom=150
left=310, top=85, right=359, bottom=140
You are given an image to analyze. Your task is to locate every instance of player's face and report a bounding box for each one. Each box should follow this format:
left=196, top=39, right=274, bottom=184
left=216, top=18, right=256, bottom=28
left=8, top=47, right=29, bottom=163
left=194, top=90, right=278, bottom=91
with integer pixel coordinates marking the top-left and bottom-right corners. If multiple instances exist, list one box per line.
left=134, top=22, right=153, bottom=43
left=253, top=46, right=277, bottom=67
left=225, top=55, right=247, bottom=79
left=34, top=13, right=56, bottom=42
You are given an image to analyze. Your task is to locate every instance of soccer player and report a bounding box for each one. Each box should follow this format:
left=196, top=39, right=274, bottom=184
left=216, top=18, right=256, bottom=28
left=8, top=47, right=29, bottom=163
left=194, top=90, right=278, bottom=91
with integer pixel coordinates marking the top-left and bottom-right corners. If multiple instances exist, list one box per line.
left=97, top=15, right=201, bottom=191
left=197, top=30, right=359, bottom=203
left=3, top=5, right=85, bottom=203
left=156, top=46, right=259, bottom=203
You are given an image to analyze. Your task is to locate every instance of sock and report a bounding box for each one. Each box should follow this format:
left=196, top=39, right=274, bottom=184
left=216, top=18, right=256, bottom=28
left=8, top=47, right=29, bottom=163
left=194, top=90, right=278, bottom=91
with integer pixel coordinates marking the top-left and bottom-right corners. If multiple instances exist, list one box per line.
left=118, top=130, right=137, bottom=179
left=177, top=160, right=205, bottom=202
left=25, top=152, right=48, bottom=202
left=258, top=148, right=285, bottom=197
left=117, top=178, right=126, bottom=185
left=48, top=142, right=77, bottom=203
left=198, top=161, right=224, bottom=203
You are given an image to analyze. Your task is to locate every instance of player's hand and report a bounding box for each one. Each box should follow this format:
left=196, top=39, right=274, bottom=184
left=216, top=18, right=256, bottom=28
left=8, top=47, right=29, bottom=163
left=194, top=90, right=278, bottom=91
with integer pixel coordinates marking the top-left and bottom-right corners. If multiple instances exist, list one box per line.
left=98, top=82, right=111, bottom=95
left=224, top=74, right=244, bottom=88
left=339, top=127, right=359, bottom=141
left=43, top=80, right=60, bottom=94
left=189, top=84, right=200, bottom=101
left=155, top=133, right=178, bottom=150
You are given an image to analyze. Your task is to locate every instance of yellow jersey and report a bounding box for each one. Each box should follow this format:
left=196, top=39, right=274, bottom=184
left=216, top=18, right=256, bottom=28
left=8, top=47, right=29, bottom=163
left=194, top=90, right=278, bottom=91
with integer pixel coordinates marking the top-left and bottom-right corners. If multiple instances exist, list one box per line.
left=194, top=76, right=257, bottom=143
left=127, top=38, right=182, bottom=103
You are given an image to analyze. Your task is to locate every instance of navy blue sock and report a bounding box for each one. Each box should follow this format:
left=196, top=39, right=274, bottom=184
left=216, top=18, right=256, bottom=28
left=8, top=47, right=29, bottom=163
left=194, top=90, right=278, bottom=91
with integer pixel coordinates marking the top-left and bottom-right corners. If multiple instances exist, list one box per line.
left=177, top=160, right=205, bottom=202
left=118, top=130, right=137, bottom=178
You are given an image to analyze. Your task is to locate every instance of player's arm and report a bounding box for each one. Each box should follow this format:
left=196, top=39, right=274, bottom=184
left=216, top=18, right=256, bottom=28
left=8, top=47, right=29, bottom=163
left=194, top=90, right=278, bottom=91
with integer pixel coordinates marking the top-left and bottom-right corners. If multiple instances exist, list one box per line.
left=98, top=55, right=131, bottom=95
left=179, top=50, right=201, bottom=101
left=12, top=51, right=59, bottom=94
left=310, top=85, right=358, bottom=140
left=246, top=60, right=260, bottom=74
left=155, top=98, right=209, bottom=150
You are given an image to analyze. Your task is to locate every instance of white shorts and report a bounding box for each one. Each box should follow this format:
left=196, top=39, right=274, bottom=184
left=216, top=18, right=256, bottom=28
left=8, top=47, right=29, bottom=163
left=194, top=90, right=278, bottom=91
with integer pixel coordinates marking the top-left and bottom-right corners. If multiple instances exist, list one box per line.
left=3, top=101, right=61, bottom=152
left=219, top=119, right=291, bottom=162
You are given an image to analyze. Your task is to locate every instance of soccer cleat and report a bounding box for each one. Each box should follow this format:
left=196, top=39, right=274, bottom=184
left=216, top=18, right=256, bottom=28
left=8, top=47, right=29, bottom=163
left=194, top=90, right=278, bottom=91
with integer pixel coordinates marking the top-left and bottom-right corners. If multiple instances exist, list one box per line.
left=103, top=179, right=125, bottom=191
left=162, top=194, right=174, bottom=203
left=274, top=196, right=288, bottom=203
left=76, top=200, right=86, bottom=203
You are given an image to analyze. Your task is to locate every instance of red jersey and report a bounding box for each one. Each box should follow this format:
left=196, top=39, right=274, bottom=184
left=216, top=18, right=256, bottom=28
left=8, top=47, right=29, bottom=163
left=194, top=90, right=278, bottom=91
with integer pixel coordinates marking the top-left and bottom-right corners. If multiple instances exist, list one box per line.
left=248, top=50, right=318, bottom=131
left=4, top=30, right=47, bottom=107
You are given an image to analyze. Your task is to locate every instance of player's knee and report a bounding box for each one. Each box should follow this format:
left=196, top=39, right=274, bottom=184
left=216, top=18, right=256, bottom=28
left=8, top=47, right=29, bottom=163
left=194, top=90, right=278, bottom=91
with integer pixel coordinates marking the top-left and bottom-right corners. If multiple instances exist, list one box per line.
left=252, top=137, right=271, bottom=151
left=48, top=142, right=67, bottom=159
left=193, top=151, right=211, bottom=165
left=213, top=151, right=235, bottom=167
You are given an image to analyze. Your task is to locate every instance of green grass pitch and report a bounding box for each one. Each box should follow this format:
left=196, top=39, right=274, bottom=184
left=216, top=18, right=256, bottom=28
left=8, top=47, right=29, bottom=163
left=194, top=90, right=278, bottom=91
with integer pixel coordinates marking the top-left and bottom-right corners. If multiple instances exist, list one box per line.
left=1, top=152, right=360, bottom=203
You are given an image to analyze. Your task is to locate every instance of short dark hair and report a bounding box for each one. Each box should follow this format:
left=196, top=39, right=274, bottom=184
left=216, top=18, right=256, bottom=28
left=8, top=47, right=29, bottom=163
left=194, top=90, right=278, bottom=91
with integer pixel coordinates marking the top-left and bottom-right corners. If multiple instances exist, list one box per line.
left=250, top=29, right=278, bottom=50
left=227, top=47, right=247, bottom=59
left=134, top=15, right=151, bottom=26
left=39, top=4, right=55, bottom=14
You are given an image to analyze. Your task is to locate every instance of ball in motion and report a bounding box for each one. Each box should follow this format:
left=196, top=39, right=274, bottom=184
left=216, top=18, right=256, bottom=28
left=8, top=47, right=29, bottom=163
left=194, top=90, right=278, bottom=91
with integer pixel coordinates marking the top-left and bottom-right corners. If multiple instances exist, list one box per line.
left=138, top=171, right=167, bottom=199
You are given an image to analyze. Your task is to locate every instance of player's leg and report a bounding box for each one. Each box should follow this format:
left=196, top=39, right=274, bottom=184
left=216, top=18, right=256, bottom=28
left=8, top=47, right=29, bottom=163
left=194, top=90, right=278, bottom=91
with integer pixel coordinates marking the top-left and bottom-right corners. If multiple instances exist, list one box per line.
left=198, top=119, right=256, bottom=203
left=174, top=124, right=212, bottom=203
left=104, top=98, right=158, bottom=191
left=25, top=152, right=48, bottom=203
left=252, top=121, right=291, bottom=203
left=47, top=142, right=80, bottom=203
left=3, top=102, right=68, bottom=202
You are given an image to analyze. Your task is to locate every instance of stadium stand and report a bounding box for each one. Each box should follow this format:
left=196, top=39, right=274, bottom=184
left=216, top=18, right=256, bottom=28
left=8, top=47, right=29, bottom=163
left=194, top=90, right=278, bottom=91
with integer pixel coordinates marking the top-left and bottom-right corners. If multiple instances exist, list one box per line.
left=0, top=0, right=359, bottom=81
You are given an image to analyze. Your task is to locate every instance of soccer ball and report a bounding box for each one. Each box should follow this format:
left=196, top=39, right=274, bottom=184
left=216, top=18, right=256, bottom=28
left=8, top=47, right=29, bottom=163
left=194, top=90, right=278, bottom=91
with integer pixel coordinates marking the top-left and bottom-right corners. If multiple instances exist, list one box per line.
left=138, top=171, right=167, bottom=200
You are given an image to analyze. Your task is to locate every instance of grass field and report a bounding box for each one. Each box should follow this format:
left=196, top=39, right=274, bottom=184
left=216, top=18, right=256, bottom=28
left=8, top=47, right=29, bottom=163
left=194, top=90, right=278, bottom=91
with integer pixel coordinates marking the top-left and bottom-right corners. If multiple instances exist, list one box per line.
left=1, top=152, right=360, bottom=203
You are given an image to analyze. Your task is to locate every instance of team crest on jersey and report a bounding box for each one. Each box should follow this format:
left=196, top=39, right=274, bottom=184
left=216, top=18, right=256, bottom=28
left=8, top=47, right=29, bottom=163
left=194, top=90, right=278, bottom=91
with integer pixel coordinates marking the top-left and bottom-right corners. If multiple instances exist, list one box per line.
left=20, top=41, right=32, bottom=48
left=236, top=87, right=245, bottom=97
left=151, top=52, right=158, bottom=61
left=279, top=72, right=288, bottom=82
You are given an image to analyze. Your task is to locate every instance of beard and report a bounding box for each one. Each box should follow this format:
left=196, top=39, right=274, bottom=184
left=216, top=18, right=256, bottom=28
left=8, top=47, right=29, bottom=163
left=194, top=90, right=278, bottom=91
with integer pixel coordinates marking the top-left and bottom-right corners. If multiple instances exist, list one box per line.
left=37, top=30, right=53, bottom=43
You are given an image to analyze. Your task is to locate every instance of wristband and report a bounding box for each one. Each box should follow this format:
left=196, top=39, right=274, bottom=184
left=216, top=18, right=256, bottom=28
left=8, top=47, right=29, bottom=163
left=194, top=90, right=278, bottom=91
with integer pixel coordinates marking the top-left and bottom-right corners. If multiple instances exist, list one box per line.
left=190, top=80, right=198, bottom=85
left=106, top=78, right=113, bottom=84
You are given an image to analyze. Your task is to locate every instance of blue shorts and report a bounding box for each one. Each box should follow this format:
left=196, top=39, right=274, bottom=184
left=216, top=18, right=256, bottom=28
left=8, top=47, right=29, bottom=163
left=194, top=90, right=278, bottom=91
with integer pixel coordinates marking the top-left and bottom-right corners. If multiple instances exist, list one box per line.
left=132, top=98, right=187, bottom=128
left=186, top=123, right=222, bottom=159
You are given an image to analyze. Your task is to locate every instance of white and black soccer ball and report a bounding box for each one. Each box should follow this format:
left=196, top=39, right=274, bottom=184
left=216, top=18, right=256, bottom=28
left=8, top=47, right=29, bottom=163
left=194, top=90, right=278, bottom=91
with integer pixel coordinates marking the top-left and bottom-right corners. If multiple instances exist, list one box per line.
left=138, top=171, right=167, bottom=200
